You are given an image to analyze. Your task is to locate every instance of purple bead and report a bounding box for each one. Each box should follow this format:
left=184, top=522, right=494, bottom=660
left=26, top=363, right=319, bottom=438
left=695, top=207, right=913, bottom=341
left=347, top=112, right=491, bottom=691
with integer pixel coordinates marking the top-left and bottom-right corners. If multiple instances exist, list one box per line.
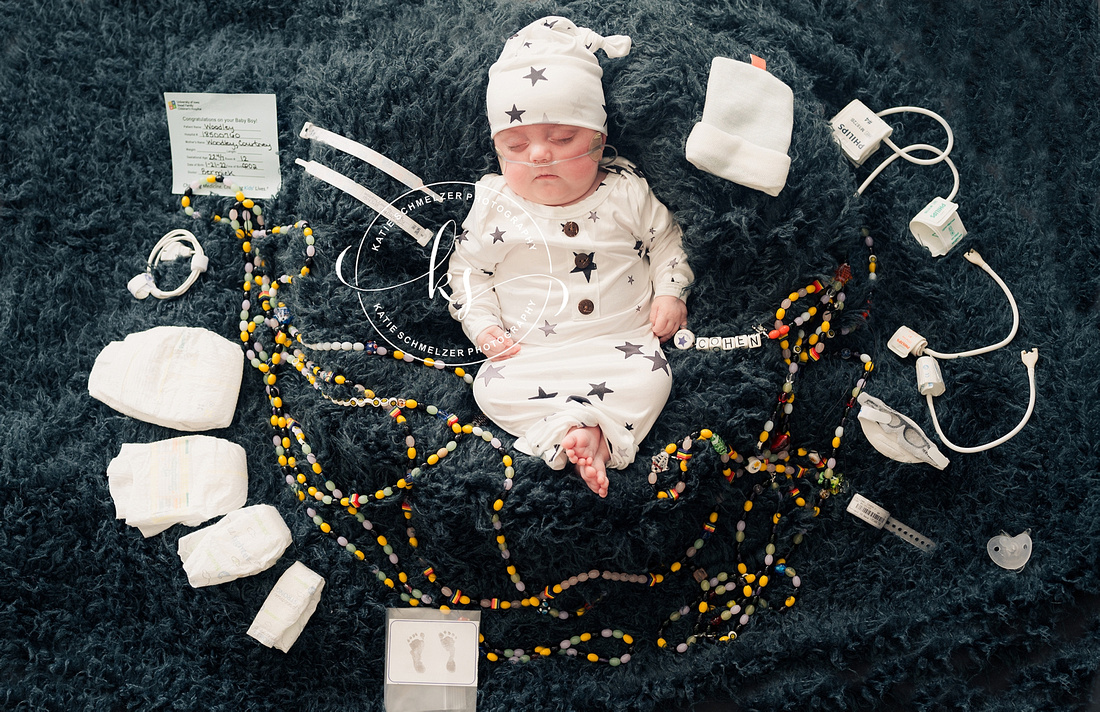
left=388, top=553, right=398, bottom=564
left=337, top=537, right=348, bottom=546
left=501, top=549, right=510, bottom=559
left=285, top=475, right=295, bottom=484
left=376, top=347, right=387, bottom=356
left=602, top=629, right=613, bottom=638
left=306, top=245, right=315, bottom=256
left=676, top=643, right=688, bottom=653
left=620, top=654, right=631, bottom=663
left=333, top=489, right=342, bottom=499
left=363, top=520, right=373, bottom=530
left=306, top=508, right=316, bottom=517
left=271, top=436, right=280, bottom=446
left=515, top=581, right=525, bottom=592
left=503, top=479, right=513, bottom=490
left=737, top=520, right=746, bottom=532
left=491, top=438, right=501, bottom=448
left=560, top=640, right=571, bottom=649
left=740, top=614, right=750, bottom=625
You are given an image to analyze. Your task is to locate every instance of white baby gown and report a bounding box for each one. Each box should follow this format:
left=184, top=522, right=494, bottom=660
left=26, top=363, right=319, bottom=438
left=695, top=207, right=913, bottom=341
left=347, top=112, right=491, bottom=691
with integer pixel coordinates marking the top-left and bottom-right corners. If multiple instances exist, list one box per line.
left=447, top=158, right=693, bottom=470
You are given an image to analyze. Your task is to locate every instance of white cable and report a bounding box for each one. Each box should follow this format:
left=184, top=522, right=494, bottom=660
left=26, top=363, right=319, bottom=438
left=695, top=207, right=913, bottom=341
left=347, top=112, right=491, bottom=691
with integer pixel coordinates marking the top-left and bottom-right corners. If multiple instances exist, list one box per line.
left=855, top=105, right=959, bottom=200
left=922, top=250, right=1018, bottom=360
left=128, top=229, right=208, bottom=300
left=926, top=349, right=1038, bottom=453
left=856, top=143, right=959, bottom=201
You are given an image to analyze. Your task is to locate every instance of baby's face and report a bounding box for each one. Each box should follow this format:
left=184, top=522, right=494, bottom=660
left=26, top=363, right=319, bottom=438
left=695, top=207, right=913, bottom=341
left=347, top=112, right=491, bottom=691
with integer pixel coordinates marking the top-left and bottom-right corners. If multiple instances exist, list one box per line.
left=493, top=125, right=604, bottom=207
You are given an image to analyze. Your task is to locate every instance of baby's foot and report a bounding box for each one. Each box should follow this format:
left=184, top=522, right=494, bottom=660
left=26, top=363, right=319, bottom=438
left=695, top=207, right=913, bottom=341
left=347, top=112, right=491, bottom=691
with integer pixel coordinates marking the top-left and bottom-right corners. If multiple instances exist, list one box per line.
left=408, top=632, right=426, bottom=673
left=439, top=630, right=457, bottom=672
left=562, top=426, right=610, bottom=498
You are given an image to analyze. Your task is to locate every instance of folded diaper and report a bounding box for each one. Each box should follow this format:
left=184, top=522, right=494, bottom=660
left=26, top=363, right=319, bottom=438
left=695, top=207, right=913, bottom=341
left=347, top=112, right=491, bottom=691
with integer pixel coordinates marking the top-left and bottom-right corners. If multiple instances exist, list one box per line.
left=177, top=504, right=292, bottom=588
left=107, top=435, right=248, bottom=537
left=247, top=561, right=326, bottom=652
left=88, top=325, right=244, bottom=431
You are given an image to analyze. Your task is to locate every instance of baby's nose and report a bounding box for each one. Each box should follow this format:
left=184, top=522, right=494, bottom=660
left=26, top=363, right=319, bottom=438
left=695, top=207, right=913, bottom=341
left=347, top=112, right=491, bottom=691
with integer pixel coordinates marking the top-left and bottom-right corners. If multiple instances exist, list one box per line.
left=529, top=142, right=554, bottom=162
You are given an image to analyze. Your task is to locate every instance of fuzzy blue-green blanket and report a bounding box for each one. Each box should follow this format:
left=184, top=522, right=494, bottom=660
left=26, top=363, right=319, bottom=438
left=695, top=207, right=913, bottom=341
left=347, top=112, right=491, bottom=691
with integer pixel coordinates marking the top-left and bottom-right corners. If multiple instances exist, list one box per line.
left=2, top=1, right=1098, bottom=710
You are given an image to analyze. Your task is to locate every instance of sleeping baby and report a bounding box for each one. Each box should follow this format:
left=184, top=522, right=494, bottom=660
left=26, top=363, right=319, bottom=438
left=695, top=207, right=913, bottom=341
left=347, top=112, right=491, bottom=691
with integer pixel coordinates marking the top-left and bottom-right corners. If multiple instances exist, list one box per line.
left=447, top=16, right=692, bottom=497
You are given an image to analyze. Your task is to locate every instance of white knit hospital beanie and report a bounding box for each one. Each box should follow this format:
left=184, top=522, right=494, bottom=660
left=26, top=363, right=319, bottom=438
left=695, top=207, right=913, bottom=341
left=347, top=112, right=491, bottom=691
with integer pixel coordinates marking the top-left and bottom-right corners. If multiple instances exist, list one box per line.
left=486, top=16, right=632, bottom=138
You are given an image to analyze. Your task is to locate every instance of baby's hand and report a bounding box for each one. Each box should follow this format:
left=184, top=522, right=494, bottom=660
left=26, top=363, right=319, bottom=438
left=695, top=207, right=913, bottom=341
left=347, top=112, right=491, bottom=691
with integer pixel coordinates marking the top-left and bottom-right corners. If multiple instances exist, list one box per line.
left=478, top=326, right=520, bottom=360
left=650, top=296, right=687, bottom=343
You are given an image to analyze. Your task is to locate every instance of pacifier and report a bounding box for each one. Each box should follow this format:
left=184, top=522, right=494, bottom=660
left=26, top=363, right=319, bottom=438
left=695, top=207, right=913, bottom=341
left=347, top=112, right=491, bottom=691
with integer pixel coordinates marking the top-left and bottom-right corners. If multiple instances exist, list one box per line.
left=986, top=530, right=1032, bottom=570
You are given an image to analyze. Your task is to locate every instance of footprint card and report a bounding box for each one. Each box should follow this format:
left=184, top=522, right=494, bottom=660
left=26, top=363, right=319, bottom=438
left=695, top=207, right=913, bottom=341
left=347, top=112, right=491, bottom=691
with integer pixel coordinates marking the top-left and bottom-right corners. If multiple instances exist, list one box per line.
left=385, top=615, right=479, bottom=686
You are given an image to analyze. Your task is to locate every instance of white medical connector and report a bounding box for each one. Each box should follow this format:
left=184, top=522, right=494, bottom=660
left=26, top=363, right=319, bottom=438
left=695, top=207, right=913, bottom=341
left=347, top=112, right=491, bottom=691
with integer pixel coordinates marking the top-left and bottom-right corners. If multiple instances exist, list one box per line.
left=129, top=229, right=208, bottom=300
left=915, top=356, right=945, bottom=397
left=829, top=100, right=894, bottom=166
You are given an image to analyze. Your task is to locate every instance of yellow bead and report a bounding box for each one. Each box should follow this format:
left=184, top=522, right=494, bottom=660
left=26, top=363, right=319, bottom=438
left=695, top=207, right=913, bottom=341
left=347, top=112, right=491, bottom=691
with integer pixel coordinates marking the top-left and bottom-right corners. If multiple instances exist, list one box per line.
left=743, top=585, right=753, bottom=597
left=832, top=437, right=841, bottom=448
left=789, top=292, right=799, bottom=301
left=312, top=463, right=322, bottom=474
left=500, top=601, right=510, bottom=609
left=235, top=191, right=245, bottom=202
left=760, top=575, right=769, bottom=587
left=709, top=512, right=718, bottom=523
left=745, top=574, right=756, bottom=584
left=743, top=500, right=753, bottom=512
left=375, top=490, right=385, bottom=500
left=785, top=596, right=796, bottom=607
left=355, top=550, right=365, bottom=560
left=658, top=638, right=667, bottom=648
left=296, top=474, right=306, bottom=484
left=297, top=491, right=305, bottom=501
left=242, top=241, right=251, bottom=253
left=772, top=513, right=781, bottom=524
left=553, top=584, right=563, bottom=594
left=776, top=307, right=786, bottom=319
left=700, top=429, right=712, bottom=439
left=320, top=523, right=331, bottom=533
left=737, top=563, right=747, bottom=574
left=795, top=497, right=806, bottom=507
left=427, top=454, right=439, bottom=466
left=580, top=633, right=592, bottom=642
left=300, top=266, right=310, bottom=276
left=409, top=599, right=419, bottom=607
left=759, top=431, right=769, bottom=442
left=334, top=375, right=346, bottom=385
left=384, top=578, right=394, bottom=588
left=657, top=491, right=668, bottom=499
left=670, top=561, right=681, bottom=572
left=654, top=574, right=664, bottom=583
left=181, top=196, right=190, bottom=207
left=587, top=653, right=599, bottom=663
left=665, top=443, right=677, bottom=454
left=455, top=368, right=466, bottom=377
left=502, top=455, right=513, bottom=467
left=266, top=374, right=276, bottom=385
left=623, top=634, right=633, bottom=645
left=243, top=199, right=254, bottom=209
left=393, top=350, right=404, bottom=360
left=493, top=499, right=503, bottom=511
left=821, top=320, right=831, bottom=332
left=206, top=175, right=217, bottom=183
left=487, top=652, right=499, bottom=662
left=460, top=595, right=470, bottom=605
left=409, top=537, right=418, bottom=548
left=303, top=227, right=313, bottom=237
left=377, top=535, right=388, bottom=546
left=405, top=399, right=417, bottom=409
left=407, top=448, right=416, bottom=460
left=699, top=602, right=708, bottom=613
left=869, top=262, right=877, bottom=273
left=507, top=566, right=516, bottom=575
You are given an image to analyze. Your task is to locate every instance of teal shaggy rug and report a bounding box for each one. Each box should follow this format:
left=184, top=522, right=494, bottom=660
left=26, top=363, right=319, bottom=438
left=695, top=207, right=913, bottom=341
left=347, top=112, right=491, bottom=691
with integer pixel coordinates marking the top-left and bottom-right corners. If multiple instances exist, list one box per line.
left=2, top=1, right=1098, bottom=710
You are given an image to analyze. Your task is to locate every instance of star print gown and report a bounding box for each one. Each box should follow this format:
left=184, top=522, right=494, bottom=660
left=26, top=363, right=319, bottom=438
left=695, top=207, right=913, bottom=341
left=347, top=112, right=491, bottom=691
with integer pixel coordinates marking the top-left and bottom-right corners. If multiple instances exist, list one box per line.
left=447, top=158, right=693, bottom=470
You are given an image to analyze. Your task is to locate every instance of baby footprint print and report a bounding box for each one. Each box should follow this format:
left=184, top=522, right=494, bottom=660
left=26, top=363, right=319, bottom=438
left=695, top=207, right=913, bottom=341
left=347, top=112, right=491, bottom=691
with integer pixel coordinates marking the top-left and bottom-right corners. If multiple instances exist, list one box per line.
left=408, top=632, right=426, bottom=673
left=439, top=630, right=457, bottom=672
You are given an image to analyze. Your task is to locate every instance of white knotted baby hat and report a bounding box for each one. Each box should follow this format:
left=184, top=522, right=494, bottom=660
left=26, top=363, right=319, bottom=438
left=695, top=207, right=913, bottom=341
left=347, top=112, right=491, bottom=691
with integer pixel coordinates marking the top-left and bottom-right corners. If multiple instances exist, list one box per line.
left=685, top=56, right=795, bottom=196
left=486, top=16, right=632, bottom=138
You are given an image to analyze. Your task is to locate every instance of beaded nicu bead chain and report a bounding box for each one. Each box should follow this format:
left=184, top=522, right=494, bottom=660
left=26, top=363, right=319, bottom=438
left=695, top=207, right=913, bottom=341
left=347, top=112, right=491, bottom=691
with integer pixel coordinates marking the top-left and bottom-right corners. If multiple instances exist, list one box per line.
left=187, top=181, right=883, bottom=664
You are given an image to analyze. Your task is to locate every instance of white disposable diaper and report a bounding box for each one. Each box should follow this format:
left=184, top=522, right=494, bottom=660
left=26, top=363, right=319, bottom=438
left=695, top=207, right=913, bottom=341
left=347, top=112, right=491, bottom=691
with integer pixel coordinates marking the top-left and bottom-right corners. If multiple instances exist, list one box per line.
left=88, top=325, right=244, bottom=431
left=247, top=561, right=326, bottom=652
left=107, top=435, right=248, bottom=537
left=178, top=504, right=292, bottom=588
